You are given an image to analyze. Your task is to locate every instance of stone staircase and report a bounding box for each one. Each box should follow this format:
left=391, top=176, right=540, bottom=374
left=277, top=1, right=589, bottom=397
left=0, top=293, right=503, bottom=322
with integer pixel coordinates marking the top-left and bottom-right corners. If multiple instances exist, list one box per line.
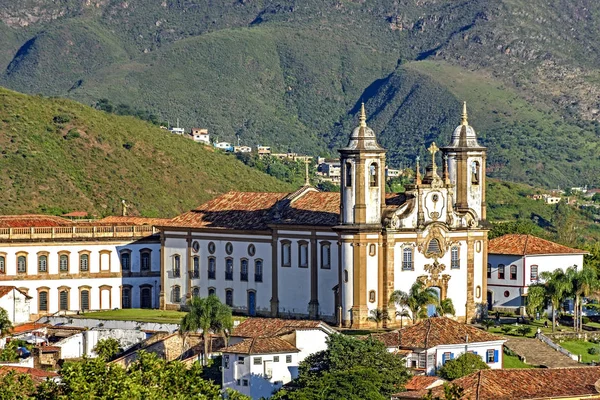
left=505, top=337, right=582, bottom=368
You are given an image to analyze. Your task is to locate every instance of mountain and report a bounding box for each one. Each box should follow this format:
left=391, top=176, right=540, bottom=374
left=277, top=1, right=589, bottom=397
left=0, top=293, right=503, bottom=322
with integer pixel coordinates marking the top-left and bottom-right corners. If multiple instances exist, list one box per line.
left=0, top=87, right=293, bottom=216
left=1, top=1, right=600, bottom=189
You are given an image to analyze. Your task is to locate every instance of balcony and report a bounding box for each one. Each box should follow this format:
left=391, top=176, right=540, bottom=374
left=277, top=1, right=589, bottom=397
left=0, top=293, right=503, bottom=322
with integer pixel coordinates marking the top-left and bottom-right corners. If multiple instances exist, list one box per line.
left=0, top=225, right=158, bottom=241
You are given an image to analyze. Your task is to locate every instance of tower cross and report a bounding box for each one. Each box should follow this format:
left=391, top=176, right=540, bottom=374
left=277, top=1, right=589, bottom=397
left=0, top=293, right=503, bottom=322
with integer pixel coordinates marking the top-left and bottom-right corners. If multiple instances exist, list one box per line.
left=428, top=142, right=439, bottom=174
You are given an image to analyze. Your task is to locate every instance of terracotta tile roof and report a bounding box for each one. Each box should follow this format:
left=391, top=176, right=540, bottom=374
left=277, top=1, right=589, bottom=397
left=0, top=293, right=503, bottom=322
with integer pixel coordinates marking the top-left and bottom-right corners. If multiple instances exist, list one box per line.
left=404, top=375, right=445, bottom=391
left=372, top=318, right=503, bottom=349
left=278, top=191, right=340, bottom=226
left=0, top=215, right=72, bottom=228
left=222, top=337, right=299, bottom=355
left=0, top=286, right=31, bottom=299
left=11, top=323, right=50, bottom=334
left=97, top=216, right=171, bottom=226
left=0, top=366, right=57, bottom=384
left=489, top=234, right=587, bottom=256
left=62, top=211, right=89, bottom=218
left=232, top=317, right=329, bottom=338
left=398, top=367, right=600, bottom=400
left=37, top=346, right=60, bottom=353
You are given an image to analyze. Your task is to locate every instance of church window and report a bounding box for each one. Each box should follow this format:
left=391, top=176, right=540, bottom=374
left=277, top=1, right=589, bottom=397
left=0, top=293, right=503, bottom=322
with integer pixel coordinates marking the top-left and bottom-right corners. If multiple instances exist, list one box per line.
left=193, top=256, right=200, bottom=278
left=39, top=290, right=48, bottom=312
left=208, top=287, right=216, bottom=296
left=510, top=265, right=517, bottom=280
left=450, top=247, right=460, bottom=269
left=255, top=259, right=263, bottom=282
left=369, top=163, right=378, bottom=187
left=240, top=259, right=249, bottom=281
left=140, top=250, right=151, bottom=271
left=225, top=242, right=233, bottom=255
left=498, top=265, right=505, bottom=280
left=0, top=255, right=5, bottom=274
left=79, top=253, right=89, bottom=272
left=344, top=269, right=349, bottom=283
left=192, top=241, right=200, bottom=253
left=121, top=287, right=130, bottom=309
left=172, top=255, right=180, bottom=277
left=368, top=290, right=376, bottom=303
left=487, top=263, right=491, bottom=279
left=531, top=265, right=538, bottom=281
left=208, top=257, right=216, bottom=280
left=208, top=242, right=216, bottom=254
left=298, top=241, right=308, bottom=268
left=345, top=162, right=352, bottom=187
left=402, top=247, right=414, bottom=271
left=248, top=244, right=256, bottom=257
left=59, top=289, right=69, bottom=311
left=192, top=287, right=200, bottom=298
left=476, top=285, right=481, bottom=299
left=38, top=255, right=48, bottom=273
left=172, top=286, right=181, bottom=303
left=225, top=289, right=233, bottom=307
left=320, top=242, right=331, bottom=269
left=475, top=241, right=482, bottom=253
left=369, top=244, right=376, bottom=257
left=121, top=252, right=131, bottom=271
left=81, top=289, right=90, bottom=310
left=225, top=258, right=234, bottom=280
left=281, top=241, right=291, bottom=267
left=471, top=161, right=480, bottom=185
left=426, top=239, right=442, bottom=257
left=17, top=255, right=27, bottom=274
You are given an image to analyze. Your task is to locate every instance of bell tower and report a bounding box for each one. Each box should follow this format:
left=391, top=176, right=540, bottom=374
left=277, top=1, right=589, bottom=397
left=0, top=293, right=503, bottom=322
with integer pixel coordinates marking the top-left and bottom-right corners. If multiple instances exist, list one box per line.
left=442, top=102, right=487, bottom=221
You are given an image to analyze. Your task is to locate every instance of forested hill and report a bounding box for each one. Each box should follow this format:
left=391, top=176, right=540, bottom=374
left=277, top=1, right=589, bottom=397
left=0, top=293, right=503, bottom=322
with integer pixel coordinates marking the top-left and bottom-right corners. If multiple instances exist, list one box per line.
left=0, top=87, right=293, bottom=217
left=2, top=1, right=600, bottom=189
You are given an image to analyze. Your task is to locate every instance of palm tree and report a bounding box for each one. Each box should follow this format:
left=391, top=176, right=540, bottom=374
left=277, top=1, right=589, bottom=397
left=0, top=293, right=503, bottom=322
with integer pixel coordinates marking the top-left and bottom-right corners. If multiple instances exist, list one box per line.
left=567, top=266, right=599, bottom=332
left=540, top=268, right=572, bottom=332
left=395, top=309, right=411, bottom=328
left=179, top=295, right=233, bottom=365
left=367, top=308, right=389, bottom=330
left=436, top=297, right=456, bottom=317
left=481, top=319, right=495, bottom=331
left=389, top=281, right=439, bottom=324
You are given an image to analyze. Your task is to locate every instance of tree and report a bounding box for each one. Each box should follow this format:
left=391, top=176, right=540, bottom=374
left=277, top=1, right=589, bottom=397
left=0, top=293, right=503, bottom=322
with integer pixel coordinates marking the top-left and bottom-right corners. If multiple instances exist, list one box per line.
left=480, top=319, right=495, bottom=331
left=540, top=268, right=572, bottom=332
left=567, top=265, right=600, bottom=332
left=276, top=334, right=410, bottom=399
left=525, top=284, right=547, bottom=320
left=367, top=308, right=389, bottom=329
left=437, top=352, right=489, bottom=381
left=390, top=281, right=439, bottom=323
left=436, top=297, right=456, bottom=317
left=0, top=308, right=13, bottom=337
left=422, top=383, right=466, bottom=400
left=94, top=337, right=121, bottom=361
left=0, top=370, right=35, bottom=400
left=180, top=295, right=233, bottom=365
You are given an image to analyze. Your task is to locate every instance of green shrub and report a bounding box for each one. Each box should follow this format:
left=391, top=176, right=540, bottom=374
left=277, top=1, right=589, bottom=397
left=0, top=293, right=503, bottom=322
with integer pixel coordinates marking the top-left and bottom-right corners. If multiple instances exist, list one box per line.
left=53, top=114, right=71, bottom=124
left=582, top=316, right=591, bottom=325
left=501, top=325, right=514, bottom=334
left=588, top=347, right=599, bottom=355
left=517, top=326, right=533, bottom=336
left=65, top=129, right=81, bottom=140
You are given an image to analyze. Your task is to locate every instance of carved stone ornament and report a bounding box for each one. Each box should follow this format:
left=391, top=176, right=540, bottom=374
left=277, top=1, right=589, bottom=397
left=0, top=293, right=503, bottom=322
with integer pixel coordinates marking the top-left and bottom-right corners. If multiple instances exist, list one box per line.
left=418, top=263, right=452, bottom=300
left=424, top=260, right=446, bottom=280
left=418, top=226, right=448, bottom=259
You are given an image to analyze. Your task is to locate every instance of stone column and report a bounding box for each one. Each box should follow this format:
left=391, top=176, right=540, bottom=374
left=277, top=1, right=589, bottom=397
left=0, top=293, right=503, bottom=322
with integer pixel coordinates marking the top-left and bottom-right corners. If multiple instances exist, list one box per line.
left=308, top=232, right=319, bottom=318
left=270, top=231, right=279, bottom=316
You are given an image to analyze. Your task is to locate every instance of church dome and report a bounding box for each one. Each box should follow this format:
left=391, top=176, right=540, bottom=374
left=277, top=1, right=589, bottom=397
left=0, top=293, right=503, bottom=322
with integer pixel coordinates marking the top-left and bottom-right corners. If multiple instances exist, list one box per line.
left=446, top=102, right=484, bottom=149
left=341, top=103, right=385, bottom=152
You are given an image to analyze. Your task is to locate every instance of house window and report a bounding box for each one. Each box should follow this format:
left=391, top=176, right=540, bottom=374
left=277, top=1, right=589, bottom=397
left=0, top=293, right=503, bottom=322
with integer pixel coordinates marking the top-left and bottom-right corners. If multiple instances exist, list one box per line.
left=418, top=352, right=426, bottom=369
left=121, top=252, right=131, bottom=271
left=122, top=287, right=131, bottom=309
left=345, top=162, right=352, bottom=187
left=225, top=258, right=233, bottom=280
left=298, top=242, right=308, bottom=268
left=39, top=291, right=48, bottom=312
left=369, top=244, right=376, bottom=257
left=79, top=254, right=89, bottom=272
left=224, top=355, right=230, bottom=369
left=208, top=257, right=216, bottom=280
left=486, top=349, right=497, bottom=363
left=369, top=290, right=376, bottom=303
left=240, top=259, right=249, bottom=281
left=173, top=255, right=181, bottom=277
left=38, top=255, right=48, bottom=273
left=253, top=357, right=262, bottom=365
left=81, top=289, right=90, bottom=310
left=172, top=286, right=181, bottom=303
left=60, top=254, right=69, bottom=272
left=141, top=251, right=151, bottom=271
left=531, top=265, right=539, bottom=281
left=242, top=379, right=248, bottom=387
left=208, top=287, right=216, bottom=296
left=59, top=289, right=69, bottom=311
left=281, top=241, right=291, bottom=267
left=369, top=163, right=378, bottom=187
left=193, top=257, right=200, bottom=278
left=510, top=265, right=517, bottom=280
left=0, top=256, right=4, bottom=274
left=274, top=356, right=279, bottom=362
left=225, top=242, right=233, bottom=255
left=225, top=289, right=233, bottom=307
left=498, top=264, right=505, bottom=279
left=442, top=352, right=452, bottom=364
left=286, top=355, right=292, bottom=363
left=321, top=242, right=331, bottom=269
left=450, top=247, right=459, bottom=269
left=17, top=255, right=27, bottom=273
left=402, top=247, right=413, bottom=271
left=487, top=263, right=491, bottom=279
left=255, top=260, right=263, bottom=282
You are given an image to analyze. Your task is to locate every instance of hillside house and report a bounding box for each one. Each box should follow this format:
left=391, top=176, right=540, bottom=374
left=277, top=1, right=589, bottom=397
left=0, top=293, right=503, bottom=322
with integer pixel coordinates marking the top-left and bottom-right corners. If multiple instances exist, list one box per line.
left=256, top=146, right=272, bottom=156
left=191, top=128, right=210, bottom=145
left=215, top=142, right=233, bottom=152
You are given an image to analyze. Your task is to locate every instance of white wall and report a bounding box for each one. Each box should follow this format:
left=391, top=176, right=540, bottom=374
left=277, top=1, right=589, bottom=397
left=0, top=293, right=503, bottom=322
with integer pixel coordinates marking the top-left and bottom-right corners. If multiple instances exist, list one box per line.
left=0, top=288, right=30, bottom=323
left=433, top=341, right=504, bottom=374
left=295, top=329, right=329, bottom=361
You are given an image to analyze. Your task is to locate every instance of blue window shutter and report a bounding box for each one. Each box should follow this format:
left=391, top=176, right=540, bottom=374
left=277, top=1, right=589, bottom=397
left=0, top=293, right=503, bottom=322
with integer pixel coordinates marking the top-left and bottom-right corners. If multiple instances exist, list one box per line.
left=473, top=351, right=478, bottom=356
left=450, top=353, right=455, bottom=360
left=442, top=354, right=446, bottom=364
left=494, top=350, right=499, bottom=362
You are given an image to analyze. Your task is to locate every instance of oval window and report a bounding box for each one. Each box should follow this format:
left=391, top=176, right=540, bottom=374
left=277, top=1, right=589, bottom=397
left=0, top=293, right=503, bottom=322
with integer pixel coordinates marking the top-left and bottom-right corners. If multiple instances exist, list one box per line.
left=248, top=244, right=256, bottom=257
left=192, top=241, right=200, bottom=253
left=208, top=242, right=216, bottom=254
left=225, top=242, right=233, bottom=255
left=504, top=290, right=510, bottom=298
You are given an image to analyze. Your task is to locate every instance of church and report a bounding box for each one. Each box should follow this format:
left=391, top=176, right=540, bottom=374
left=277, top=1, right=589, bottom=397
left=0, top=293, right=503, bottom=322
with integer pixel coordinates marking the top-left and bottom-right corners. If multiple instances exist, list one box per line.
left=159, top=103, right=488, bottom=328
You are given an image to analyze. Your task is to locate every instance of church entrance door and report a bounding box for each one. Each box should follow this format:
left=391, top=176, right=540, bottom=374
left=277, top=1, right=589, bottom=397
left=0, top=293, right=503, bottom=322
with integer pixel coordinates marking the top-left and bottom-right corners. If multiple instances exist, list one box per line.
left=427, top=287, right=441, bottom=317
left=248, top=291, right=256, bottom=316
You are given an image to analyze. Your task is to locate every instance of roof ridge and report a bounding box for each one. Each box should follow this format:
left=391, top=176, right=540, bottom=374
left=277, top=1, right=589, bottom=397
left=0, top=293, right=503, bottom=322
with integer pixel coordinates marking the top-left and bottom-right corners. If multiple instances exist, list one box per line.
left=523, top=234, right=530, bottom=255
left=476, top=370, right=483, bottom=400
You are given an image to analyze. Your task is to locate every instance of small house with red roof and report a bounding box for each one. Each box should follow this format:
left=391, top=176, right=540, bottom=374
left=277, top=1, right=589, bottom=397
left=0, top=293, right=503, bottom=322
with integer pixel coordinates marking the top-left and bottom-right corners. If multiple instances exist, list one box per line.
left=487, top=234, right=587, bottom=314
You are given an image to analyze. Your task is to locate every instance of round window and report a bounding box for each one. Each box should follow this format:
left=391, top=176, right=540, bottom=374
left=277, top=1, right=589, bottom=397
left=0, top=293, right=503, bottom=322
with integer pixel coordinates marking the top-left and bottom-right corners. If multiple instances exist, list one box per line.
left=192, top=241, right=200, bottom=253
left=225, top=242, right=233, bottom=255
left=504, top=290, right=510, bottom=298
left=208, top=242, right=216, bottom=254
left=248, top=244, right=256, bottom=257
left=432, top=194, right=439, bottom=202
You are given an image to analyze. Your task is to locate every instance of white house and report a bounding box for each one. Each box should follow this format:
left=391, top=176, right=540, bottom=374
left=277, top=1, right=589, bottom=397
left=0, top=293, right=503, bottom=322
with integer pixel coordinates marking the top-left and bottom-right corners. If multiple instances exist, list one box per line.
left=169, top=127, right=185, bottom=135
left=0, top=286, right=31, bottom=324
left=215, top=142, right=233, bottom=152
left=487, top=234, right=587, bottom=314
left=234, top=146, right=252, bottom=153
left=370, top=317, right=505, bottom=376
left=221, top=317, right=336, bottom=399
left=191, top=128, right=210, bottom=145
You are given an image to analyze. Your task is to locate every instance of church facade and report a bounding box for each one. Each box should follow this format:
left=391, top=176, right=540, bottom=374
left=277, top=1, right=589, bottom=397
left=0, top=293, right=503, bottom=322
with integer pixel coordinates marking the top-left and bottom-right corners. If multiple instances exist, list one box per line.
left=159, top=103, right=488, bottom=327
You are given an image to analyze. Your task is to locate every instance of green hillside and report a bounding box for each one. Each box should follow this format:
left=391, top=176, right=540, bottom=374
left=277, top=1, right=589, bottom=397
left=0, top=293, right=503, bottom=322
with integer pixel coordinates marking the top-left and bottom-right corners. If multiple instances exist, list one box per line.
left=0, top=87, right=293, bottom=217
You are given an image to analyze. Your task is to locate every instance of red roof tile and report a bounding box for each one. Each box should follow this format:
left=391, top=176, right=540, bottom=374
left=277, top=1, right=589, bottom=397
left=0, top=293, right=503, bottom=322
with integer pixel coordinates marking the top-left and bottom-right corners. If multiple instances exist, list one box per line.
left=396, top=367, right=600, bottom=400
left=11, top=323, right=50, bottom=334
left=232, top=317, right=331, bottom=338
left=0, top=366, right=57, bottom=384
left=489, top=234, right=586, bottom=256
left=222, top=337, right=299, bottom=355
left=404, top=375, right=445, bottom=391
left=371, top=318, right=503, bottom=349
left=0, top=286, right=31, bottom=299
left=0, top=215, right=72, bottom=228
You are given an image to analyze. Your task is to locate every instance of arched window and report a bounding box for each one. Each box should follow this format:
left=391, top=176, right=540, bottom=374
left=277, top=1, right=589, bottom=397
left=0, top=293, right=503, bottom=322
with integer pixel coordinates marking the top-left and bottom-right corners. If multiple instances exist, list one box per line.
left=208, top=287, right=216, bottom=296
left=17, top=255, right=26, bottom=273
left=173, top=255, right=181, bottom=277
left=59, top=289, right=69, bottom=311
left=121, top=287, right=131, bottom=309
left=369, top=163, right=378, bottom=187
left=208, top=257, right=216, bottom=279
left=321, top=242, right=331, bottom=269
left=172, top=286, right=181, bottom=303
left=38, top=255, right=48, bottom=273
left=471, top=161, right=480, bottom=185
left=487, top=263, right=491, bottom=279
left=81, top=289, right=90, bottom=311
left=369, top=290, right=376, bottom=303
left=345, top=162, right=352, bottom=187
left=498, top=264, right=505, bottom=280
left=450, top=247, right=460, bottom=269
left=192, top=287, right=200, bottom=298
left=344, top=269, right=349, bottom=283
left=298, top=241, right=308, bottom=268
left=225, top=258, right=233, bottom=280
left=281, top=241, right=291, bottom=267
left=121, top=252, right=131, bottom=271
left=240, top=259, right=249, bottom=281
left=39, top=291, right=48, bottom=312
left=369, top=244, right=376, bottom=257
left=193, top=256, right=200, bottom=278
left=79, top=254, right=89, bottom=272
left=510, top=265, right=517, bottom=280
left=140, top=251, right=151, bottom=271
left=0, top=255, right=5, bottom=274
left=59, top=254, right=69, bottom=272
left=402, top=247, right=413, bottom=271
left=255, top=259, right=263, bottom=282
left=225, top=289, right=233, bottom=307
